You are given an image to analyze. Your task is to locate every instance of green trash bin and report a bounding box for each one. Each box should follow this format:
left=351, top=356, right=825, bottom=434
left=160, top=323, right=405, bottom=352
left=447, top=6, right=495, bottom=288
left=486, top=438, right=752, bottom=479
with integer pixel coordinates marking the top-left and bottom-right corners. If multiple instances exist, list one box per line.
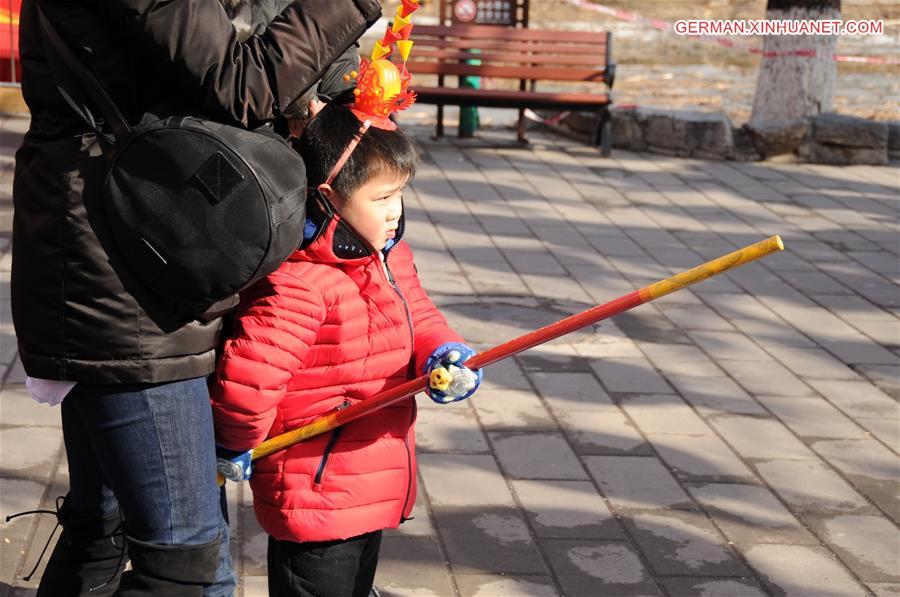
left=458, top=50, right=481, bottom=138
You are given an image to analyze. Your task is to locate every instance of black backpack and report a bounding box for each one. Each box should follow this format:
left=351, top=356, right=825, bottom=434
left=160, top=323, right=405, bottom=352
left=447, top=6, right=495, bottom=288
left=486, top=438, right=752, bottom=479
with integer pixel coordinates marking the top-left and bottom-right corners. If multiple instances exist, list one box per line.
left=38, top=5, right=307, bottom=307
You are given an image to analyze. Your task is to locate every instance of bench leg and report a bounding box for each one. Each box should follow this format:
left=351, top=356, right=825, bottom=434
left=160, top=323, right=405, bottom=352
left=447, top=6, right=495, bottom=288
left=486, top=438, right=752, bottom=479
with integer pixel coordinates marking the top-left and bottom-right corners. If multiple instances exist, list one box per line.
left=516, top=108, right=528, bottom=144
left=435, top=105, right=444, bottom=140
left=596, top=105, right=612, bottom=157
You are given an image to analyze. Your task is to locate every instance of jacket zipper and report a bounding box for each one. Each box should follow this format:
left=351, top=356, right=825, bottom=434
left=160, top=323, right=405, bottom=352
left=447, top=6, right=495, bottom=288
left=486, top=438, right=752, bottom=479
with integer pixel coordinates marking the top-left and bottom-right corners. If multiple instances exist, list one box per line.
left=313, top=427, right=343, bottom=487
left=398, top=400, right=417, bottom=524
left=382, top=254, right=417, bottom=524
left=383, top=256, right=414, bottom=352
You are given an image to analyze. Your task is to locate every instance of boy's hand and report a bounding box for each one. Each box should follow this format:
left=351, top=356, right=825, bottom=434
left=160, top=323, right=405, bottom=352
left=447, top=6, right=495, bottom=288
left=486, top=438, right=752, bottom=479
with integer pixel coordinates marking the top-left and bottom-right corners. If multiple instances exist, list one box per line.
left=424, top=343, right=483, bottom=404
left=216, top=447, right=253, bottom=482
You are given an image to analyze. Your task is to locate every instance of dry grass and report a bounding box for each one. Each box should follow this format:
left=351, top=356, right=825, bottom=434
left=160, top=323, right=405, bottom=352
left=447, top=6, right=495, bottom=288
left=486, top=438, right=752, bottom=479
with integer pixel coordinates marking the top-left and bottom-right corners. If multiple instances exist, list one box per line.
left=391, top=0, right=899, bottom=123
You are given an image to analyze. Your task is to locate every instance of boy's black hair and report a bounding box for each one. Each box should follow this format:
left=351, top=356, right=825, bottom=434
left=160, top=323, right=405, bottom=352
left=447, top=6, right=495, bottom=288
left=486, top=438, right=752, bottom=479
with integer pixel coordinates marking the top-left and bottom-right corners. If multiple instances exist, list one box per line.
left=295, top=92, right=417, bottom=198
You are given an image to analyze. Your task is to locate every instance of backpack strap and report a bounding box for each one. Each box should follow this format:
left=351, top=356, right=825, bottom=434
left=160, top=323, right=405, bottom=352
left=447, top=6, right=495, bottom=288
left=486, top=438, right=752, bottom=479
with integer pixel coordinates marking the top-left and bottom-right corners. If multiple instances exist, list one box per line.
left=35, top=2, right=131, bottom=142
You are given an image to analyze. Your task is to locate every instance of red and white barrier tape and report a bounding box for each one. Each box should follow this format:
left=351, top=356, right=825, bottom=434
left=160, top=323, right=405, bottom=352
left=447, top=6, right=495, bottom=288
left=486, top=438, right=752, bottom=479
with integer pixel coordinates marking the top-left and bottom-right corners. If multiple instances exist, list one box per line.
left=564, top=0, right=899, bottom=65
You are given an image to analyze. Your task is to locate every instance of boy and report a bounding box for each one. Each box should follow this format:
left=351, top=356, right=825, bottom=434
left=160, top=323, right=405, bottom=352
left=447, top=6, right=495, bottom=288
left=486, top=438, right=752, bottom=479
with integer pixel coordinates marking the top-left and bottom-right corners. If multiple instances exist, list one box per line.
left=209, top=92, right=482, bottom=595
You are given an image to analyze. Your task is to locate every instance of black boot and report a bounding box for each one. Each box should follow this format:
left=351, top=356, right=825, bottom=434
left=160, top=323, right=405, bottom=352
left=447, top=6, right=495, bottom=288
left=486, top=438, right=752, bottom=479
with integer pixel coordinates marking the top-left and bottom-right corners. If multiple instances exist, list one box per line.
left=33, top=497, right=127, bottom=597
left=115, top=534, right=220, bottom=597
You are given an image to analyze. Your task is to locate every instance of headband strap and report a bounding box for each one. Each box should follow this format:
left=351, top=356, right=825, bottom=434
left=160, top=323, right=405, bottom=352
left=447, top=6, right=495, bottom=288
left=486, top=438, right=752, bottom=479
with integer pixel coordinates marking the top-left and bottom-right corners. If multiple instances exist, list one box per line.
left=324, top=119, right=372, bottom=186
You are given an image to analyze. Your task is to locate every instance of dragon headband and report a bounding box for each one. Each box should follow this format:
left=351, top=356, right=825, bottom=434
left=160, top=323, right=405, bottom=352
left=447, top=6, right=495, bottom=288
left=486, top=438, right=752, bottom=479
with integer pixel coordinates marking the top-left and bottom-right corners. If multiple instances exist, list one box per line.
left=324, top=0, right=420, bottom=185
left=349, top=0, right=420, bottom=130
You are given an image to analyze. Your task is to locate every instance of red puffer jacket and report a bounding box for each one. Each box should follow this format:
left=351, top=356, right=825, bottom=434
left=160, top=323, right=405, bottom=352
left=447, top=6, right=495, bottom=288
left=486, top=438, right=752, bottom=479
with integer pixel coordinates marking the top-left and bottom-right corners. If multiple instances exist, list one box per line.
left=210, top=208, right=462, bottom=542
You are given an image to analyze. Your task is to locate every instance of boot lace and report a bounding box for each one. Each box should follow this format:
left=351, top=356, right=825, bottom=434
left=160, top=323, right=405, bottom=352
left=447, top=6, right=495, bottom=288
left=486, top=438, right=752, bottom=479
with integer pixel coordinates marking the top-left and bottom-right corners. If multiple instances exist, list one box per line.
left=4, top=495, right=127, bottom=590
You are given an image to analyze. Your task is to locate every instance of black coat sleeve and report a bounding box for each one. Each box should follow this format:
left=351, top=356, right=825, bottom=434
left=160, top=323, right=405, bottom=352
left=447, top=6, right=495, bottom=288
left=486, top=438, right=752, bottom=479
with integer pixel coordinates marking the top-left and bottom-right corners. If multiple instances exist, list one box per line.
left=105, top=0, right=382, bottom=128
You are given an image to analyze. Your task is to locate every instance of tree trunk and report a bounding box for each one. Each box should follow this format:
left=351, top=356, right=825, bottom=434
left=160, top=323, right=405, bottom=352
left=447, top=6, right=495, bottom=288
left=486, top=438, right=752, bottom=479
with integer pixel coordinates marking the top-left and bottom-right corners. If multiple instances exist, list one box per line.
left=750, top=0, right=840, bottom=125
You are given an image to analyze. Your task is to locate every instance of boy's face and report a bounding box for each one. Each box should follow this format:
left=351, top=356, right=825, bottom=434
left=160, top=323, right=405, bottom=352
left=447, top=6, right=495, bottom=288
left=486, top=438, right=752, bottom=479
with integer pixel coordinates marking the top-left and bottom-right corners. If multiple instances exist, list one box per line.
left=324, top=172, right=407, bottom=252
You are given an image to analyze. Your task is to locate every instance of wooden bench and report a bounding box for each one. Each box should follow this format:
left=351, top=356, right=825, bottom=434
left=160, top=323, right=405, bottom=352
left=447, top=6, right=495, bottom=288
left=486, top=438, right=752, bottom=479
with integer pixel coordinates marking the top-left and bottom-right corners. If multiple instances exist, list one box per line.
left=398, top=24, right=615, bottom=154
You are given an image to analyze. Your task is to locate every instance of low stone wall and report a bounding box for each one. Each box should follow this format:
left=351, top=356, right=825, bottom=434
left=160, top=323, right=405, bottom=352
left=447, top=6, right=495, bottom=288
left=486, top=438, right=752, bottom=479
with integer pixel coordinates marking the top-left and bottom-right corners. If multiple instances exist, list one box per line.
left=556, top=108, right=896, bottom=165
left=890, top=122, right=900, bottom=163
left=795, top=114, right=891, bottom=166
left=608, top=107, right=735, bottom=160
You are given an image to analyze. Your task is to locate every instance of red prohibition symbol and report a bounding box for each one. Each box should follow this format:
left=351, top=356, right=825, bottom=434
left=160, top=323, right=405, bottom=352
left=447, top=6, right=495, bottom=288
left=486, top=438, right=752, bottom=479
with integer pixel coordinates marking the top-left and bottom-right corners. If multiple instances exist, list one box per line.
left=454, top=0, right=477, bottom=22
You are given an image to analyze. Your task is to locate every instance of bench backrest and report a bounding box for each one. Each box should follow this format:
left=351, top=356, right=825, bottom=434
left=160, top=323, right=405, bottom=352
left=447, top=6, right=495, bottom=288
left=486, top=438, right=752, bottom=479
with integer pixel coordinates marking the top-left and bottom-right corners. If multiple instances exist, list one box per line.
left=398, top=24, right=612, bottom=84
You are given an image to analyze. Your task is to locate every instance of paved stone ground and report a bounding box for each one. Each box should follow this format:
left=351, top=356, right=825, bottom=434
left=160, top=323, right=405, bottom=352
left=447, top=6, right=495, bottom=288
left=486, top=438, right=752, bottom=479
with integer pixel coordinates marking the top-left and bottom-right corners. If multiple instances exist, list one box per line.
left=1, top=108, right=898, bottom=596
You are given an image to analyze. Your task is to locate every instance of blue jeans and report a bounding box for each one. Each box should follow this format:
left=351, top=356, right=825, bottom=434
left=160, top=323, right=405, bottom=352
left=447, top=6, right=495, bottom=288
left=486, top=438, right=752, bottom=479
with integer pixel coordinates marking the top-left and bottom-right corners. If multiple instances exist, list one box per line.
left=60, top=377, right=236, bottom=596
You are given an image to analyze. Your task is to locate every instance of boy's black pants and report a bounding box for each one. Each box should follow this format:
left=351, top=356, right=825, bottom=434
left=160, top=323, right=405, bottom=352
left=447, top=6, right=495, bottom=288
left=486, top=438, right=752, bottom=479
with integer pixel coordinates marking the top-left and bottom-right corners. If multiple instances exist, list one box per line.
left=267, top=530, right=382, bottom=597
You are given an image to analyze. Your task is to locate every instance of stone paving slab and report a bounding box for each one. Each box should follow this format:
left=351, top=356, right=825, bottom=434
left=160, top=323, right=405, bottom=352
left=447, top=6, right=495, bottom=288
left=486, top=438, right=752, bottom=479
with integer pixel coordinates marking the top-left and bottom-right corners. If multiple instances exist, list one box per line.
left=755, top=394, right=871, bottom=439
left=510, top=480, right=620, bottom=540
left=686, top=483, right=818, bottom=547
left=646, top=433, right=757, bottom=482
left=470, top=388, right=558, bottom=431
left=489, top=432, right=588, bottom=480
left=540, top=539, right=660, bottom=597
left=619, top=394, right=713, bottom=436
left=715, top=359, right=815, bottom=397
left=590, top=358, right=675, bottom=395
left=811, top=439, right=900, bottom=523
left=857, top=415, right=900, bottom=448
left=868, top=583, right=900, bottom=597
left=802, top=513, right=900, bottom=583
left=743, top=544, right=869, bottom=596
left=637, top=343, right=725, bottom=378
left=659, top=577, right=768, bottom=597
left=808, top=379, right=900, bottom=420
left=528, top=371, right=615, bottom=411
left=708, top=415, right=820, bottom=461
left=454, top=574, right=558, bottom=597
left=432, top=506, right=548, bottom=575
left=556, top=409, right=652, bottom=456
left=376, top=537, right=455, bottom=597
left=416, top=406, right=491, bottom=453
left=2, top=113, right=899, bottom=595
left=754, top=459, right=879, bottom=516
left=622, top=510, right=749, bottom=577
left=664, top=373, right=768, bottom=416
left=584, top=456, right=696, bottom=512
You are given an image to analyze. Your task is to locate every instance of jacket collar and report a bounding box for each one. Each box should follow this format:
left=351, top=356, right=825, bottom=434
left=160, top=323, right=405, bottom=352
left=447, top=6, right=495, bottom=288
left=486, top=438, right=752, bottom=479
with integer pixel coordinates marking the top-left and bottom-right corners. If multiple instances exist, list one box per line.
left=293, top=190, right=405, bottom=265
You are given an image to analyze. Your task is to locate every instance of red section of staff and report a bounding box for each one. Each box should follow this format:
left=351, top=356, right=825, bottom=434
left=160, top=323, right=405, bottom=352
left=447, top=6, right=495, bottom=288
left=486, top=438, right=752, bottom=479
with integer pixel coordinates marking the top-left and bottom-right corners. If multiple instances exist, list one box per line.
left=261, top=289, right=645, bottom=454
left=248, top=234, right=784, bottom=464
left=466, top=291, right=644, bottom=371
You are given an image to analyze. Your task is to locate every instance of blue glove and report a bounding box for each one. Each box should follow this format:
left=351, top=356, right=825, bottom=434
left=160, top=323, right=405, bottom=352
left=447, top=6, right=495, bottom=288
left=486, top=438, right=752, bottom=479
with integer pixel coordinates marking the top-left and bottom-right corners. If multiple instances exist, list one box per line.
left=216, top=447, right=253, bottom=482
left=423, top=342, right=483, bottom=404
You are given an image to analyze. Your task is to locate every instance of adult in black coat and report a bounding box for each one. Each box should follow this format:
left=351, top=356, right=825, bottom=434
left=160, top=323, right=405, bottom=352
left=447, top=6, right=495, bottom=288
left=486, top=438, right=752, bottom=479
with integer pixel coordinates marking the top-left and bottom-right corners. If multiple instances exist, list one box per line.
left=12, top=1, right=382, bottom=595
